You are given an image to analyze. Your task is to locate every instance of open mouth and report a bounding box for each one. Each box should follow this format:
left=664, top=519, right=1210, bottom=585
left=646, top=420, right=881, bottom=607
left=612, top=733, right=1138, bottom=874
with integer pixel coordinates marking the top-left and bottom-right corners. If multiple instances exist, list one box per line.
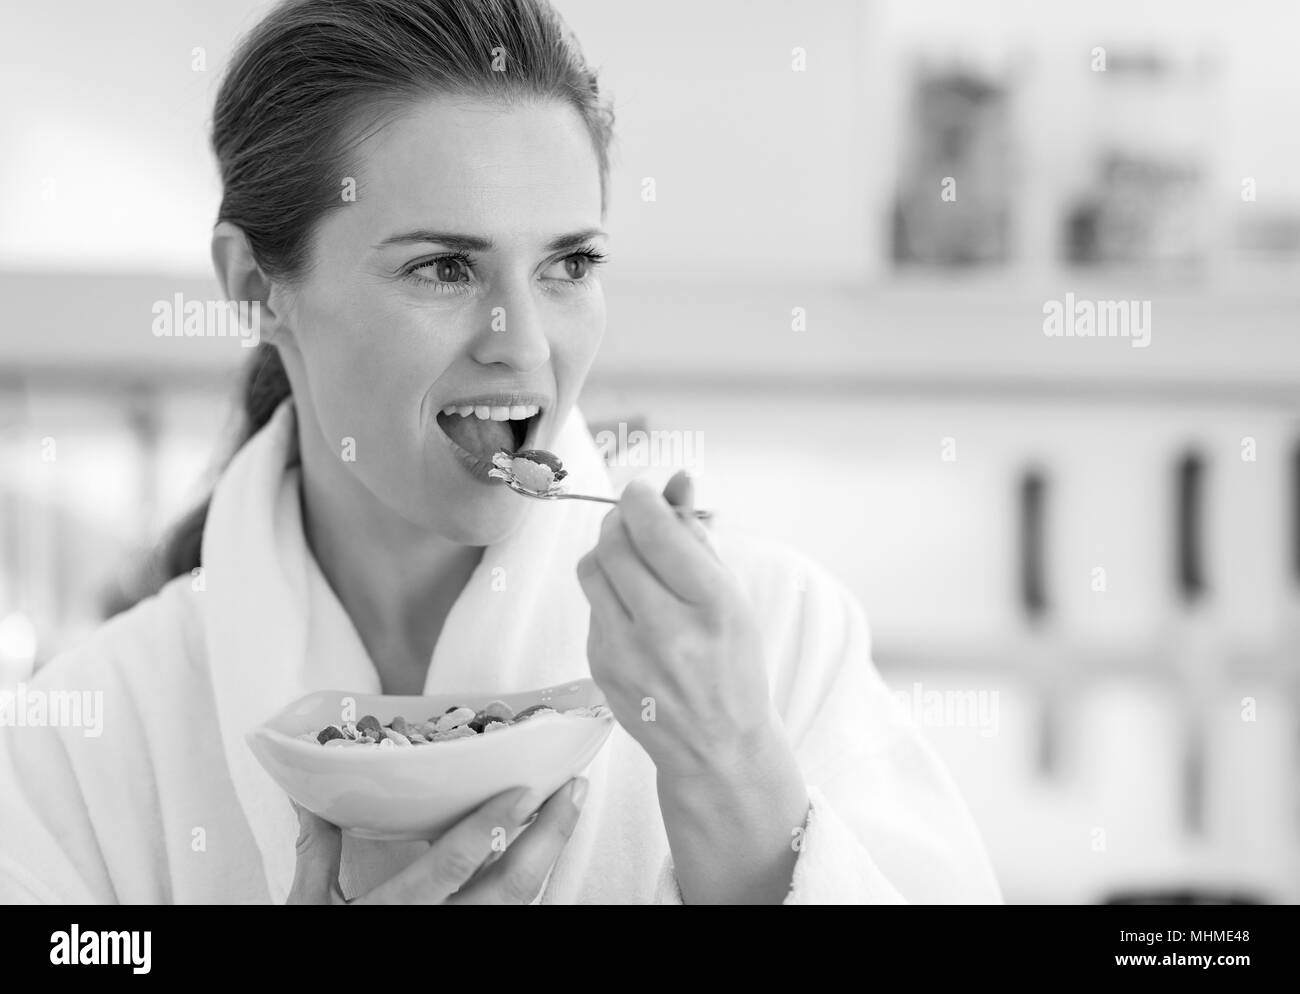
left=434, top=400, right=542, bottom=472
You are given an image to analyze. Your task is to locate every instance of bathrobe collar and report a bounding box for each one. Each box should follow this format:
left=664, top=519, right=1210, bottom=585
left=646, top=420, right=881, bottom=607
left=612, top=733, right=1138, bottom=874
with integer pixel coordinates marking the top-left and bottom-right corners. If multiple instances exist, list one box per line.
left=199, top=397, right=612, bottom=904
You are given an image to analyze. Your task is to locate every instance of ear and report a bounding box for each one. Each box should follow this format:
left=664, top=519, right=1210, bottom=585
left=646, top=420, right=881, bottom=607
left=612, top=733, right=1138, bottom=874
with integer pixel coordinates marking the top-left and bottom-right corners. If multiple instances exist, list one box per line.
left=210, top=221, right=293, bottom=348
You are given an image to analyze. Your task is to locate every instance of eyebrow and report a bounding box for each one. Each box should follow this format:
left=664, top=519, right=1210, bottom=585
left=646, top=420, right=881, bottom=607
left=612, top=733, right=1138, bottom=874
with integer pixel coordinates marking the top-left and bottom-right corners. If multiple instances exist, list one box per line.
left=375, top=228, right=607, bottom=253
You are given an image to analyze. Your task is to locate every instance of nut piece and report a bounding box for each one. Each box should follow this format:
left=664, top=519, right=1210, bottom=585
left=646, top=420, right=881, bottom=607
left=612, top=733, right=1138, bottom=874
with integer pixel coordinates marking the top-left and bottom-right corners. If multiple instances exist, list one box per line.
left=481, top=700, right=516, bottom=721
left=512, top=704, right=557, bottom=724
left=316, top=725, right=345, bottom=745
left=430, top=725, right=477, bottom=742
left=356, top=715, right=384, bottom=741
left=435, top=707, right=477, bottom=733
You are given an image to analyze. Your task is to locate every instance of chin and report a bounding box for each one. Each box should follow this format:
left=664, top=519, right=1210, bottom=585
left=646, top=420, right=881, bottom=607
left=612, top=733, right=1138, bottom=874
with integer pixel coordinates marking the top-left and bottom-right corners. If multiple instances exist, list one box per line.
left=419, top=488, right=526, bottom=547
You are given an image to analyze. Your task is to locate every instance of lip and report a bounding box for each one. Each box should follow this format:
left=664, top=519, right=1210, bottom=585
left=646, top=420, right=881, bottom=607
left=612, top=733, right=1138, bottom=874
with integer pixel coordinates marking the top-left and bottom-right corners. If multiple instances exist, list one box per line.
left=437, top=391, right=551, bottom=411
left=433, top=392, right=549, bottom=484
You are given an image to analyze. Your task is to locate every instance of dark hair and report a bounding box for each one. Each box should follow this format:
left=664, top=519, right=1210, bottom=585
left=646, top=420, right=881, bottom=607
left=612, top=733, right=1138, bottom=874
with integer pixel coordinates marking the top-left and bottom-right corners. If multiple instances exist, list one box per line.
left=153, top=0, right=615, bottom=586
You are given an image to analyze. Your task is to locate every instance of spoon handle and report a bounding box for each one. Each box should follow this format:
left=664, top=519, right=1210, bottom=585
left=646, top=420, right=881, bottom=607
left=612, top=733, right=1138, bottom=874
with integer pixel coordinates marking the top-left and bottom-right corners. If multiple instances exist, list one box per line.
left=557, top=492, right=713, bottom=520
left=555, top=492, right=620, bottom=506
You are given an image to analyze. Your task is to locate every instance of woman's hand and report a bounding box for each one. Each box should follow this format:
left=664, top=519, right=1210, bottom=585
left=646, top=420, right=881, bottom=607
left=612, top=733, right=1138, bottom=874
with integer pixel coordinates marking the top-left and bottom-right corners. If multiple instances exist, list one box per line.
left=286, top=778, right=586, bottom=904
left=576, top=473, right=810, bottom=902
left=575, top=472, right=779, bottom=780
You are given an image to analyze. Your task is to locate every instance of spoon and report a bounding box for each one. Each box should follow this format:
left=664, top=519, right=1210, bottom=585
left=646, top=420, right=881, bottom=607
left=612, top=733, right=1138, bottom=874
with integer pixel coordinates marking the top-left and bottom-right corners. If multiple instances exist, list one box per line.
left=503, top=479, right=714, bottom=521
left=491, top=449, right=713, bottom=521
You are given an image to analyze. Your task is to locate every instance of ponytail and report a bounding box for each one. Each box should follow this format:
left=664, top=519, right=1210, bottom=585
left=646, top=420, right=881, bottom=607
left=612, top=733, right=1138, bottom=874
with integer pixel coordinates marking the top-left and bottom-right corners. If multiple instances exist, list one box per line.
left=155, top=344, right=292, bottom=584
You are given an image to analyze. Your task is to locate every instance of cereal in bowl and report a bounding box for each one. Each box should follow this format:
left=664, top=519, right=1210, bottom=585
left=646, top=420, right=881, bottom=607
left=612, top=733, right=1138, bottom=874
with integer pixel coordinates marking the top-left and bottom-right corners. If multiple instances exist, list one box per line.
left=301, top=699, right=609, bottom=747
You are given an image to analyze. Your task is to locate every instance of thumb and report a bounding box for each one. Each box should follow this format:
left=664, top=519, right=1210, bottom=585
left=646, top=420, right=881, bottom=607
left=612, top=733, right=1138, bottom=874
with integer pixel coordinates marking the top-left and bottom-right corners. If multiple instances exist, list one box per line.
left=662, top=469, right=694, bottom=510
left=287, top=801, right=344, bottom=905
left=661, top=470, right=719, bottom=557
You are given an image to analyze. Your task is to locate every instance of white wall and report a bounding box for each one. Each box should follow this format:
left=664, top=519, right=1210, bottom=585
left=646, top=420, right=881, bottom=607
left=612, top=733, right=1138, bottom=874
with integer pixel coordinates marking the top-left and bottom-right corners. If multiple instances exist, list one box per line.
left=0, top=0, right=273, bottom=274
left=3, top=0, right=1297, bottom=279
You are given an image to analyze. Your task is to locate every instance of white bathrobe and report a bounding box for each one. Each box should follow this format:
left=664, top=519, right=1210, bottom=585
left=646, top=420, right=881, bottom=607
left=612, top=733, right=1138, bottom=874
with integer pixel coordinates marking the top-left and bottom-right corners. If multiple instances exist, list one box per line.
left=0, top=399, right=1002, bottom=904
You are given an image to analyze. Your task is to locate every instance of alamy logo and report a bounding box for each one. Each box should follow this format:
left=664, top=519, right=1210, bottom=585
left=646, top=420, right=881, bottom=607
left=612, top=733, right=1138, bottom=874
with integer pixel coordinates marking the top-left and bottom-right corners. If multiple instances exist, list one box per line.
left=151, top=293, right=260, bottom=347
left=50, top=926, right=150, bottom=974
left=1042, top=293, right=1151, bottom=349
left=891, top=682, right=1000, bottom=737
left=0, top=683, right=103, bottom=737
left=594, top=423, right=704, bottom=468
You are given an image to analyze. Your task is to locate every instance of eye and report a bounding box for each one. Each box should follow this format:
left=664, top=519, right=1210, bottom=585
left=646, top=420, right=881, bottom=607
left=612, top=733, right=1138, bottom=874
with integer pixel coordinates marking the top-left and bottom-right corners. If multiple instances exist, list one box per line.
left=543, top=249, right=608, bottom=283
left=424, top=256, right=470, bottom=283
left=562, top=255, right=589, bottom=280
left=401, top=252, right=476, bottom=292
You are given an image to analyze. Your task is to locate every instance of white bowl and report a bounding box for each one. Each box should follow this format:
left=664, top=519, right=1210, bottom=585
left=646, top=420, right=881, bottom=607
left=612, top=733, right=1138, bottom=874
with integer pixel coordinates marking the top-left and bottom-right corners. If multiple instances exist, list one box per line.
left=247, top=678, right=615, bottom=841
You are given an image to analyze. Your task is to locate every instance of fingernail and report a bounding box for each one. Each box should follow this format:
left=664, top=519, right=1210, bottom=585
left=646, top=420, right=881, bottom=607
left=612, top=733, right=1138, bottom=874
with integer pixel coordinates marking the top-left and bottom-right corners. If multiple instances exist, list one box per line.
left=570, top=777, right=589, bottom=810
left=512, top=788, right=540, bottom=823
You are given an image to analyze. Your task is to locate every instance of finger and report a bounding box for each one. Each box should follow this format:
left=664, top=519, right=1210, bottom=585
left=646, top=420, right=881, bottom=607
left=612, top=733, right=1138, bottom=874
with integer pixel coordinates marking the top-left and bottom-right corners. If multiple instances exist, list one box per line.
left=286, top=801, right=344, bottom=905
left=457, top=817, right=528, bottom=891
left=681, top=513, right=720, bottom=558
left=661, top=470, right=721, bottom=556
left=449, top=777, right=587, bottom=905
left=577, top=548, right=633, bottom=624
left=594, top=507, right=686, bottom=617
left=681, top=513, right=721, bottom=560
left=618, top=478, right=725, bottom=604
left=662, top=469, right=693, bottom=511
left=363, top=786, right=534, bottom=905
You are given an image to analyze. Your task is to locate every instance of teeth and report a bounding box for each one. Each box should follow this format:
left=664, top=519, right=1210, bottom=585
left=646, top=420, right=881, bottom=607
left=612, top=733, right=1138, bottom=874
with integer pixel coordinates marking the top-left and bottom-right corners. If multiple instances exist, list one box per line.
left=439, top=402, right=543, bottom=420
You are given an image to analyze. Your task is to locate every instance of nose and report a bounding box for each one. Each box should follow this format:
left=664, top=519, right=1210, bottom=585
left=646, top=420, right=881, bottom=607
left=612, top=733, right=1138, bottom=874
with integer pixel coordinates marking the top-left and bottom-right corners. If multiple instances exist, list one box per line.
left=469, top=284, right=551, bottom=372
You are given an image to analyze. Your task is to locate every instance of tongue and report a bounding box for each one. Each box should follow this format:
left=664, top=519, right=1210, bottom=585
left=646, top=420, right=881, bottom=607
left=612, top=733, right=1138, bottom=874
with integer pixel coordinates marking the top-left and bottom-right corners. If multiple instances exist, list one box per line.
left=438, top=412, right=516, bottom=461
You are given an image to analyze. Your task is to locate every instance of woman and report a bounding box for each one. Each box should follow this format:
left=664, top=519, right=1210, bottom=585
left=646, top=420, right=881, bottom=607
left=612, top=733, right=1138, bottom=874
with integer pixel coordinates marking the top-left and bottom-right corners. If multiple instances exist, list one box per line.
left=0, top=0, right=1001, bottom=904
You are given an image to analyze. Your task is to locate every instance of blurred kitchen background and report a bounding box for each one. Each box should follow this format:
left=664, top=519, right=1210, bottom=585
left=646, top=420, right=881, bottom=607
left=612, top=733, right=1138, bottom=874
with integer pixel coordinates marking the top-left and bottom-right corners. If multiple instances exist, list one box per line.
left=2, top=0, right=1298, bottom=902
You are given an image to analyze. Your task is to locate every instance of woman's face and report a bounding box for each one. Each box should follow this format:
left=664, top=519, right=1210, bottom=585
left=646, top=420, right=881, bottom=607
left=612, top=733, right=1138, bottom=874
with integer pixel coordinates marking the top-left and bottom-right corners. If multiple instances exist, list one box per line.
left=277, top=96, right=606, bottom=545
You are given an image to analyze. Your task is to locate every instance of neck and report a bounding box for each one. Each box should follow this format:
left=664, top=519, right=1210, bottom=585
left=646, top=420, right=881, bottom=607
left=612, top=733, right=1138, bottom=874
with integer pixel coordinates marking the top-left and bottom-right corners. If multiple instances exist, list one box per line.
left=295, top=425, right=483, bottom=696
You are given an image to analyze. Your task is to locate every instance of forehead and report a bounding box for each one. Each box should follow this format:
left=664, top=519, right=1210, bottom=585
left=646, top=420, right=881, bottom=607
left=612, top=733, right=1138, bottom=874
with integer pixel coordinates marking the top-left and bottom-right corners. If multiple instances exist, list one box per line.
left=349, top=96, right=602, bottom=238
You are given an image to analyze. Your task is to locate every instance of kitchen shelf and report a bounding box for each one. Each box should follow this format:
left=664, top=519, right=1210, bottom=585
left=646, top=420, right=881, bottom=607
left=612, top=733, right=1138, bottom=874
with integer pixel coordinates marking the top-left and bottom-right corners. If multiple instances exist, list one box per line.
left=3, top=268, right=1297, bottom=394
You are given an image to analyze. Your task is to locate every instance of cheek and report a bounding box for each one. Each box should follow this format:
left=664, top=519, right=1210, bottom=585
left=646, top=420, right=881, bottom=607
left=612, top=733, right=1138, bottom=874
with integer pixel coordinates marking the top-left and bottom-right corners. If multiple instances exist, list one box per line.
left=305, top=303, right=389, bottom=418
left=581, top=290, right=607, bottom=346
left=296, top=290, right=455, bottom=473
left=553, top=292, right=606, bottom=382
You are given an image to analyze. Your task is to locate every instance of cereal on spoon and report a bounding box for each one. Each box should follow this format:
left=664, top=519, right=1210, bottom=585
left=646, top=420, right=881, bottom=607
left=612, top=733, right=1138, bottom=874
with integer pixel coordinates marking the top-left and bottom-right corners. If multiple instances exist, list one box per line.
left=488, top=449, right=567, bottom=496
